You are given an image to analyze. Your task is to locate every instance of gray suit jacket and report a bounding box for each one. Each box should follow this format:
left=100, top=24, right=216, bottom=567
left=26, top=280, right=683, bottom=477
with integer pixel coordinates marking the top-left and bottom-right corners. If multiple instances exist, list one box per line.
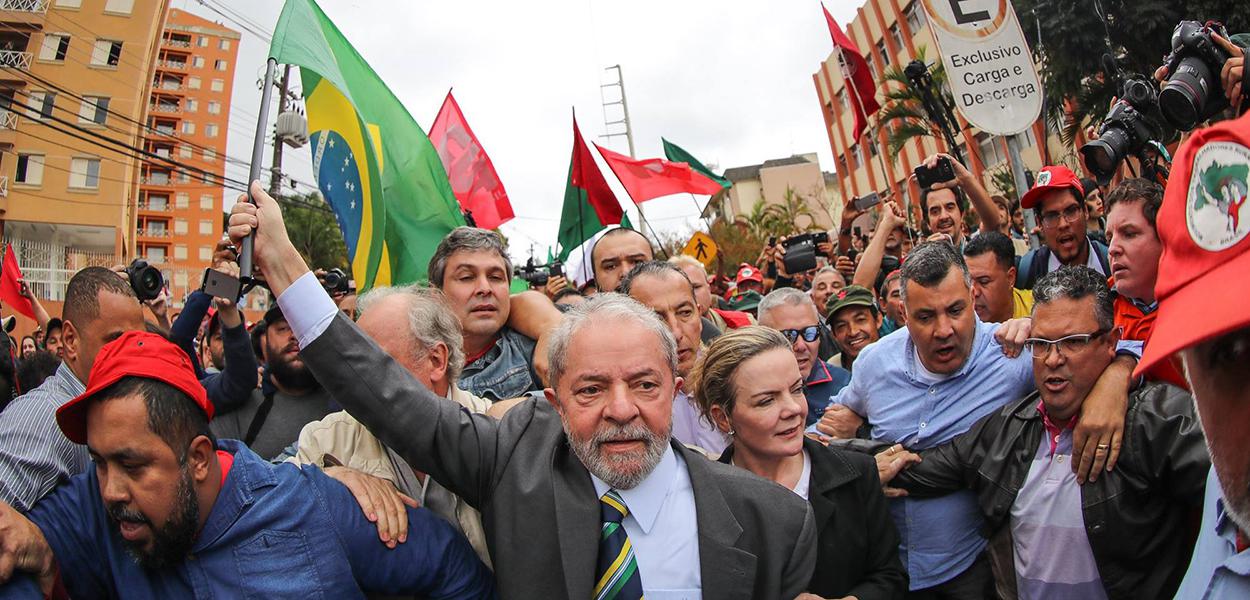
left=302, top=314, right=817, bottom=599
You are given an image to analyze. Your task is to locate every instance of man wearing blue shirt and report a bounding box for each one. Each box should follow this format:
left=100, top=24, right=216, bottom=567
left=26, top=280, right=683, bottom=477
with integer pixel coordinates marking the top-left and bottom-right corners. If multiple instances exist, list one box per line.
left=0, top=331, right=493, bottom=599
left=828, top=242, right=1136, bottom=598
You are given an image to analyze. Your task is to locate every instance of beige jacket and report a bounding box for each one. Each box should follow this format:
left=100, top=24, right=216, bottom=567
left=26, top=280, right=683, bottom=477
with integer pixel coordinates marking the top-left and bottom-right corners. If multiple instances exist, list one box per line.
left=287, top=386, right=493, bottom=568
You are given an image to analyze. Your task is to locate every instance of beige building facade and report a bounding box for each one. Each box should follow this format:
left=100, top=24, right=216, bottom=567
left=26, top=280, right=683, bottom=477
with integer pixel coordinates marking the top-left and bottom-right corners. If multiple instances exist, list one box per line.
left=718, top=153, right=842, bottom=231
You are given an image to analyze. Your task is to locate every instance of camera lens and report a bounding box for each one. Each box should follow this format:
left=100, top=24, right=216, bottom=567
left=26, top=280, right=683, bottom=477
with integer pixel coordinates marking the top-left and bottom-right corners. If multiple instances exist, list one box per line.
left=1160, top=58, right=1218, bottom=131
left=1079, top=130, right=1130, bottom=181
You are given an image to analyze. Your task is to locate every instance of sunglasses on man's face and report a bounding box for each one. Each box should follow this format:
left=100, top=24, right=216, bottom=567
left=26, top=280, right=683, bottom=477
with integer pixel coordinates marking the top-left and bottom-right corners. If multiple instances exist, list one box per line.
left=779, top=325, right=821, bottom=344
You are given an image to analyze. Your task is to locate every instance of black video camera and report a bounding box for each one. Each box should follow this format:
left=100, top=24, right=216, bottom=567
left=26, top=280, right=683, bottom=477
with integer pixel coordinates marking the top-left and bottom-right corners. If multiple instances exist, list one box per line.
left=125, top=258, right=164, bottom=302
left=514, top=258, right=563, bottom=288
left=320, top=268, right=350, bottom=296
left=1159, top=20, right=1238, bottom=131
left=782, top=231, right=830, bottom=274
left=1079, top=77, right=1162, bottom=182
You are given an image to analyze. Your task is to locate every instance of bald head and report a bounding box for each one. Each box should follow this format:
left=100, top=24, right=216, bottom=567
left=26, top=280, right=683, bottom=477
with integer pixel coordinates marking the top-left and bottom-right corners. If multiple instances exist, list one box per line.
left=592, top=228, right=653, bottom=293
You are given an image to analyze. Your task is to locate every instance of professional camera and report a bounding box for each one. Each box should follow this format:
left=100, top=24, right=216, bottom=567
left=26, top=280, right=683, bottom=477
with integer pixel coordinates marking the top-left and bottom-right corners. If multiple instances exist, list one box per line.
left=514, top=258, right=563, bottom=288
left=125, top=258, right=164, bottom=302
left=781, top=231, right=830, bottom=274
left=320, top=268, right=350, bottom=296
left=1159, top=20, right=1236, bottom=131
left=1079, top=77, right=1163, bottom=182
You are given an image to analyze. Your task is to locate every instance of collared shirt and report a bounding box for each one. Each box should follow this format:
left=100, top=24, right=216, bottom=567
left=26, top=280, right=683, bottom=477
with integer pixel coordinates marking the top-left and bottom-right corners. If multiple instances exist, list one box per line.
left=832, top=321, right=1035, bottom=589
left=459, top=326, right=540, bottom=401
left=590, top=444, right=702, bottom=599
left=0, top=362, right=87, bottom=512
left=18, top=439, right=494, bottom=598
left=671, top=390, right=729, bottom=456
left=1175, top=468, right=1250, bottom=599
left=1010, top=412, right=1107, bottom=600
left=803, top=360, right=851, bottom=426
left=1047, top=239, right=1108, bottom=275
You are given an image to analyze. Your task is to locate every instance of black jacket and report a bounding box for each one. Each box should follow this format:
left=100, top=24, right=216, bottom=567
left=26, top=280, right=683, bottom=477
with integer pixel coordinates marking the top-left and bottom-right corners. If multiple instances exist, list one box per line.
left=721, top=437, right=907, bottom=600
left=892, top=383, right=1208, bottom=600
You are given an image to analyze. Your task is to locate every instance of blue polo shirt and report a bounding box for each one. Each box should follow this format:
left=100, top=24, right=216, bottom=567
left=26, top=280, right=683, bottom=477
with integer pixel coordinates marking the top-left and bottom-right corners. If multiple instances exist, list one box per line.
left=831, top=320, right=1035, bottom=589
left=803, top=359, right=850, bottom=426
left=1174, top=467, right=1250, bottom=599
left=1, top=439, right=494, bottom=599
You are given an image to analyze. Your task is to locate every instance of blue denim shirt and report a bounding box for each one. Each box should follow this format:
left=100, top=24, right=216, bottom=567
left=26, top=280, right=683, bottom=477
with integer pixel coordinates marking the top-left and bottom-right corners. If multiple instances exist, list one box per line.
left=803, top=360, right=851, bottom=427
left=832, top=321, right=1035, bottom=589
left=1174, top=467, right=1250, bottom=599
left=1, top=439, right=495, bottom=599
left=458, top=326, right=539, bottom=401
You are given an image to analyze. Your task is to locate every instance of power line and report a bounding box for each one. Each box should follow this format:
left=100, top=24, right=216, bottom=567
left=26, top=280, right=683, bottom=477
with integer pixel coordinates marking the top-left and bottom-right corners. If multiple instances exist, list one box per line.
left=194, top=0, right=271, bottom=43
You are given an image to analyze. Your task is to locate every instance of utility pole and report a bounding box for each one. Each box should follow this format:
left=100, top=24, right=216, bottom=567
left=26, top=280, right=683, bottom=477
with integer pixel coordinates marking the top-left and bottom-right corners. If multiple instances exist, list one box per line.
left=268, top=64, right=292, bottom=197
left=600, top=65, right=665, bottom=253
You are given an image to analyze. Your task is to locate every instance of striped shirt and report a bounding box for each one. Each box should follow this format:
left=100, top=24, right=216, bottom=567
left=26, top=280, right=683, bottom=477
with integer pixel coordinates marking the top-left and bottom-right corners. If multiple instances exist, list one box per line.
left=0, top=362, right=87, bottom=512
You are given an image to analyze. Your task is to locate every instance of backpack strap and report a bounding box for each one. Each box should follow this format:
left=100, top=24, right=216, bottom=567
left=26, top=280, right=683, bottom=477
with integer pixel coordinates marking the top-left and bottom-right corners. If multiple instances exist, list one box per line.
left=242, top=391, right=276, bottom=447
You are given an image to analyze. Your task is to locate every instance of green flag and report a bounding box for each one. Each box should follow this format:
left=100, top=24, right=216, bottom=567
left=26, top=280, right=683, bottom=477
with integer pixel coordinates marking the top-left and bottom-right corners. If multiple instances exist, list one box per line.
left=557, top=117, right=630, bottom=260
left=662, top=138, right=732, bottom=189
left=269, top=0, right=464, bottom=290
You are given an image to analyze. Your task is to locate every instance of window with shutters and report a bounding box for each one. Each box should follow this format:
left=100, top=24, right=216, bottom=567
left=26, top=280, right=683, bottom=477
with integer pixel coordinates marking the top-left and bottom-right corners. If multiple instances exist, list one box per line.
left=207, top=101, right=220, bottom=115
left=15, top=153, right=44, bottom=185
left=53, top=0, right=82, bottom=7
left=214, top=59, right=227, bottom=71
left=186, top=99, right=198, bottom=113
left=90, top=40, right=123, bottom=67
left=200, top=194, right=213, bottom=210
left=181, top=120, right=195, bottom=135
left=173, top=245, right=187, bottom=260
left=192, top=56, right=204, bottom=68
left=210, top=79, right=224, bottom=92
left=174, top=219, right=187, bottom=235
left=69, top=157, right=101, bottom=189
left=197, top=36, right=208, bottom=47
left=26, top=91, right=54, bottom=120
left=178, top=145, right=192, bottom=159
left=188, top=76, right=201, bottom=90
left=203, top=148, right=216, bottom=162
left=103, top=0, right=134, bottom=14
left=205, top=123, right=218, bottom=138
left=38, top=33, right=70, bottom=62
left=78, top=96, right=109, bottom=125
left=175, top=193, right=189, bottom=208
left=199, top=220, right=213, bottom=235
left=199, top=247, right=211, bottom=261
left=220, top=39, right=230, bottom=50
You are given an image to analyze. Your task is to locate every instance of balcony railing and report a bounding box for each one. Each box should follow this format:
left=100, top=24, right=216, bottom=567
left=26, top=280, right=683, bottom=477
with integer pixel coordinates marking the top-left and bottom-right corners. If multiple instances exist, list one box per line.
left=1, top=237, right=116, bottom=301
left=157, top=59, right=187, bottom=70
left=0, top=176, right=8, bottom=198
left=149, top=103, right=181, bottom=114
left=151, top=125, right=175, bottom=136
left=140, top=175, right=171, bottom=185
left=162, top=38, right=191, bottom=48
left=137, top=228, right=170, bottom=238
left=0, top=0, right=48, bottom=13
left=0, top=110, right=16, bottom=130
left=0, top=50, right=32, bottom=70
left=138, top=201, right=171, bottom=212
left=154, top=80, right=183, bottom=91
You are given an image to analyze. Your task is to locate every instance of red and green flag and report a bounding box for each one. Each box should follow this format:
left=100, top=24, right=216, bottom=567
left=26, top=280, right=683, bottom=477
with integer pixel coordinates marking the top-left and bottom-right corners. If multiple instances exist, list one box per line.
left=557, top=117, right=629, bottom=260
left=594, top=143, right=725, bottom=203
left=661, top=138, right=731, bottom=189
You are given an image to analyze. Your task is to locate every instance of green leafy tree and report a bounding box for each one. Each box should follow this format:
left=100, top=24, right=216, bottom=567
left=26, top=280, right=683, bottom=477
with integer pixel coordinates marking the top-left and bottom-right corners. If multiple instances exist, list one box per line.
left=1013, top=0, right=1247, bottom=146
left=876, top=46, right=957, bottom=157
left=279, top=192, right=351, bottom=274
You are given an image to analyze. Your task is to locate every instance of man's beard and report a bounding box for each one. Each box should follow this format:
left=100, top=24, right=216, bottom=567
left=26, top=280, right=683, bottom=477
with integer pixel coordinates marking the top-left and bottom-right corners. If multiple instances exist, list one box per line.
left=268, top=353, right=320, bottom=392
left=564, top=417, right=670, bottom=491
left=108, top=465, right=200, bottom=570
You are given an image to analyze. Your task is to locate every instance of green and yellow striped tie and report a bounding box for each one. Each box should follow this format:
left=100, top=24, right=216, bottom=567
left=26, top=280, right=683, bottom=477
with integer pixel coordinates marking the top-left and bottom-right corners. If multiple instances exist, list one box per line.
left=593, top=489, right=644, bottom=600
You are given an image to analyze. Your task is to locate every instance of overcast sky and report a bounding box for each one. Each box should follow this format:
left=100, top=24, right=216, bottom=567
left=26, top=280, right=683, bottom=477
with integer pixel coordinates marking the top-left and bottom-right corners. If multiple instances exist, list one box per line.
left=178, top=0, right=860, bottom=263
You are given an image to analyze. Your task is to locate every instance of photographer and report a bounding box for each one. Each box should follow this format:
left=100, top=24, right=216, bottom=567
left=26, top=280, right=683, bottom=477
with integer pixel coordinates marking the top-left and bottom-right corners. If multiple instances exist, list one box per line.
left=167, top=239, right=261, bottom=415
left=916, top=152, right=1003, bottom=249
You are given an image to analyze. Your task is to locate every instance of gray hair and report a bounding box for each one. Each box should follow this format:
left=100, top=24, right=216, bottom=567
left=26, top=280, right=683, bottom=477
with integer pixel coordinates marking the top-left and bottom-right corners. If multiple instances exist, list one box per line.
left=757, top=287, right=818, bottom=324
left=547, top=293, right=678, bottom=387
left=899, top=241, right=971, bottom=304
left=356, top=284, right=467, bottom=381
left=427, top=227, right=512, bottom=288
left=617, top=260, right=695, bottom=299
left=1031, top=266, right=1114, bottom=331
left=813, top=266, right=842, bottom=281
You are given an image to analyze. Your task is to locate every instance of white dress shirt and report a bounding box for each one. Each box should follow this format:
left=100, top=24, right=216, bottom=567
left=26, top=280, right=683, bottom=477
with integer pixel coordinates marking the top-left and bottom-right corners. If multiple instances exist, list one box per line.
left=670, top=391, right=730, bottom=457
left=591, top=444, right=702, bottom=599
left=278, top=272, right=705, bottom=597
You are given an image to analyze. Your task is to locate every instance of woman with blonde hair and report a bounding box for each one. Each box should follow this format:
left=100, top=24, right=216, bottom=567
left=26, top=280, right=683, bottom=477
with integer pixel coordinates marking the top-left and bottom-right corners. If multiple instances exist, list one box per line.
left=691, top=326, right=906, bottom=600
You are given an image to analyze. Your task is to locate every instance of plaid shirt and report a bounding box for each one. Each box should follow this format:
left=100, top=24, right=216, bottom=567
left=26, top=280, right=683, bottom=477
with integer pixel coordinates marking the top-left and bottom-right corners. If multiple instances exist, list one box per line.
left=0, top=361, right=87, bottom=512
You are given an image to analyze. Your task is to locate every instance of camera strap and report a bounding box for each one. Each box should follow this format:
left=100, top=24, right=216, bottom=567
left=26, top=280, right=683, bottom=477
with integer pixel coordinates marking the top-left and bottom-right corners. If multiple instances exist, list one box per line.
left=243, top=391, right=275, bottom=447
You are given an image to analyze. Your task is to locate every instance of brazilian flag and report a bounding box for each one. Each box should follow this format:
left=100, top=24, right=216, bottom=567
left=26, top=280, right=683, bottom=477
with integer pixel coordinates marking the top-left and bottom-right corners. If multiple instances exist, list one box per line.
left=270, top=0, right=463, bottom=289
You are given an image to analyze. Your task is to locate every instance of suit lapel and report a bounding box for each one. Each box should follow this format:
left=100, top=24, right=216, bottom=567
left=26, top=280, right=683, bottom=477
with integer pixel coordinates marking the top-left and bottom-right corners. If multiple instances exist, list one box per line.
left=552, top=440, right=599, bottom=599
left=684, top=443, right=757, bottom=600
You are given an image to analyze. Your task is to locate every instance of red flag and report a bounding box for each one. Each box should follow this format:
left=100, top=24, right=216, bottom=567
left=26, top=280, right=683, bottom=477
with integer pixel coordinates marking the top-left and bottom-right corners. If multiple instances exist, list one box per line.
left=0, top=244, right=34, bottom=320
left=571, top=117, right=624, bottom=226
left=593, top=143, right=724, bottom=203
left=428, top=91, right=514, bottom=229
left=823, top=5, right=880, bottom=141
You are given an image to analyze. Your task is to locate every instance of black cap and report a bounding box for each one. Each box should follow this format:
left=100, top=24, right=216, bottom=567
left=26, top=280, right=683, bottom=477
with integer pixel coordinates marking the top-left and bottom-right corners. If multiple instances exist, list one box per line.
left=262, top=304, right=286, bottom=326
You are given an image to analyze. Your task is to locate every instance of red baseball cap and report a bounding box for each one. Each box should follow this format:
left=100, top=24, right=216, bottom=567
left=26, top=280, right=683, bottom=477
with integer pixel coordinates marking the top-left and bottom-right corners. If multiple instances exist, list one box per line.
left=56, top=331, right=212, bottom=445
left=1136, top=111, right=1250, bottom=377
left=1021, top=165, right=1085, bottom=209
left=736, top=263, right=763, bottom=285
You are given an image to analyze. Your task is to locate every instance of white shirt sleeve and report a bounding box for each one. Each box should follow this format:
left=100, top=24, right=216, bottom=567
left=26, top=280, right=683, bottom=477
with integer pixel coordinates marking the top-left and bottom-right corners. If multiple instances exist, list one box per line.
left=276, top=271, right=340, bottom=348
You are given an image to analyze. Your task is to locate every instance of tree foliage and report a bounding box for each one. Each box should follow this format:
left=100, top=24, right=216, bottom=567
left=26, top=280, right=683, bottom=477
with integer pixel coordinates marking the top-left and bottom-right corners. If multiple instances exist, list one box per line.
left=876, top=46, right=958, bottom=157
left=279, top=192, right=351, bottom=274
left=1013, top=0, right=1248, bottom=147
left=739, top=187, right=818, bottom=239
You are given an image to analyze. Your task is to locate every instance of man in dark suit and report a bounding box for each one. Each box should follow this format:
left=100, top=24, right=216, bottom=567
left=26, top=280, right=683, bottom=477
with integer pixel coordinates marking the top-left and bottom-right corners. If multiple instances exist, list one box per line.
left=227, top=182, right=817, bottom=599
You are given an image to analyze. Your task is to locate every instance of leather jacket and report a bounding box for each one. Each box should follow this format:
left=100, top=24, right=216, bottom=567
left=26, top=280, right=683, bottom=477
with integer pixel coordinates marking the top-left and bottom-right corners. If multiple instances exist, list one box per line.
left=889, top=383, right=1209, bottom=600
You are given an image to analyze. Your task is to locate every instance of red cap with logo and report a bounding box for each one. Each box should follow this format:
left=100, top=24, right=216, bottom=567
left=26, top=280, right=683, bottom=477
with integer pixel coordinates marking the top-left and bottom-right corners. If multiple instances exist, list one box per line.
left=1021, top=165, right=1085, bottom=209
left=56, top=331, right=212, bottom=445
left=736, top=263, right=763, bottom=285
left=1136, top=111, right=1250, bottom=377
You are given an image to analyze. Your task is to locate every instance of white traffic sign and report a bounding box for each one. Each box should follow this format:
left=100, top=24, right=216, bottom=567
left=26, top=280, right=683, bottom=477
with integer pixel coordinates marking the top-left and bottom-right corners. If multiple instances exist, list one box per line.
left=921, top=0, right=1043, bottom=135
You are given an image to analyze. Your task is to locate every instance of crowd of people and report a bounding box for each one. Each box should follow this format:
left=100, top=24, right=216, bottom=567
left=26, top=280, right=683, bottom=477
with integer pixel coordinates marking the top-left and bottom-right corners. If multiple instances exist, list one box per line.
left=0, top=27, right=1246, bottom=600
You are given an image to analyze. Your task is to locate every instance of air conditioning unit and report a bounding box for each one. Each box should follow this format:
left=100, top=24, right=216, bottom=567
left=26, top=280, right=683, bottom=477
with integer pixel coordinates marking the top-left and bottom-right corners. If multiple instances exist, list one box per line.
left=276, top=111, right=308, bottom=148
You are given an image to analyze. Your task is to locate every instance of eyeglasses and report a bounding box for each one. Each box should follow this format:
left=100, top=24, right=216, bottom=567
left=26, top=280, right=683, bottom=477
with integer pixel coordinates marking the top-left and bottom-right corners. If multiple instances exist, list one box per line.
left=779, top=325, right=821, bottom=344
left=1024, top=329, right=1109, bottom=360
left=1039, top=204, right=1084, bottom=228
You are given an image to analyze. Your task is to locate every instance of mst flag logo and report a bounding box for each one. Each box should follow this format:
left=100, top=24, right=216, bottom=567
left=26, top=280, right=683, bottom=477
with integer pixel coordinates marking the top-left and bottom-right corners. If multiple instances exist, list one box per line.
left=1187, top=142, right=1250, bottom=251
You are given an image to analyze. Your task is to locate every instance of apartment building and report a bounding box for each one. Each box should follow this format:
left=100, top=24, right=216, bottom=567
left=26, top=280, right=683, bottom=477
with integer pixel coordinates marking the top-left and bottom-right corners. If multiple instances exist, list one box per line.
left=813, top=0, right=1058, bottom=219
left=140, top=7, right=238, bottom=301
